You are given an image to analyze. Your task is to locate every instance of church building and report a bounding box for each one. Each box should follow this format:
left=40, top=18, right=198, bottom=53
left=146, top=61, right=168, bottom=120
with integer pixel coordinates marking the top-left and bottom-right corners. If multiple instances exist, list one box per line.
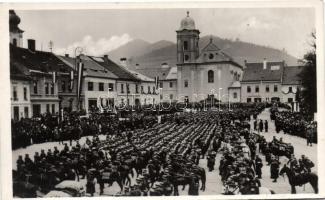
left=176, top=12, right=244, bottom=103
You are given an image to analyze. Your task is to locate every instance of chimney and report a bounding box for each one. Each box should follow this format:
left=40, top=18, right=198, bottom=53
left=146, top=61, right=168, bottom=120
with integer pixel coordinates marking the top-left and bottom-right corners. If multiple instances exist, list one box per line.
left=27, top=39, right=35, bottom=51
left=103, top=54, right=108, bottom=59
left=244, top=60, right=247, bottom=66
left=65, top=54, right=69, bottom=57
left=120, top=57, right=127, bottom=67
left=263, top=58, right=267, bottom=70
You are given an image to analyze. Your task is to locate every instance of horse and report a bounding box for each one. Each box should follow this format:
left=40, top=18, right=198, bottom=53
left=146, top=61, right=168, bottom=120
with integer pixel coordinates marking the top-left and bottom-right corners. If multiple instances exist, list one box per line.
left=96, top=169, right=124, bottom=194
left=269, top=142, right=293, bottom=159
left=279, top=164, right=318, bottom=194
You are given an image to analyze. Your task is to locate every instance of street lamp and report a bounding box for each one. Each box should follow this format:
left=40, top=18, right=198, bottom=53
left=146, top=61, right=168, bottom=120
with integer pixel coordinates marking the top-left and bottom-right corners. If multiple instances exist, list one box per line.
left=218, top=88, right=223, bottom=111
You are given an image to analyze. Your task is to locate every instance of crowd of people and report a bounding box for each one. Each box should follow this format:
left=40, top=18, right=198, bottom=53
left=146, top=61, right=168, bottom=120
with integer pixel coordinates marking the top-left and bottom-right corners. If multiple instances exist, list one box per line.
left=270, top=107, right=317, bottom=144
left=13, top=103, right=271, bottom=197
left=12, top=102, right=317, bottom=197
left=11, top=111, right=161, bottom=150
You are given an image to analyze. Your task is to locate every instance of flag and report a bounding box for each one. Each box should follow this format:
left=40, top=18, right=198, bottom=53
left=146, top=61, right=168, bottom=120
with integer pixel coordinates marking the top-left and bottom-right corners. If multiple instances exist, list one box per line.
left=77, top=61, right=84, bottom=103
left=69, top=70, right=74, bottom=91
left=52, top=71, right=57, bottom=83
left=155, top=76, right=159, bottom=89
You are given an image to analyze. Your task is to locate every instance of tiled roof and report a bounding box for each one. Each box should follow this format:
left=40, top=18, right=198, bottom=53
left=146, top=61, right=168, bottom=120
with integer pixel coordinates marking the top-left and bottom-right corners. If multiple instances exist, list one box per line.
left=10, top=44, right=72, bottom=73
left=127, top=69, right=154, bottom=82
left=90, top=56, right=139, bottom=81
left=282, top=66, right=305, bottom=85
left=242, top=61, right=285, bottom=82
left=10, top=61, right=31, bottom=81
left=135, top=67, right=171, bottom=80
left=165, top=66, right=177, bottom=80
left=57, top=55, right=118, bottom=79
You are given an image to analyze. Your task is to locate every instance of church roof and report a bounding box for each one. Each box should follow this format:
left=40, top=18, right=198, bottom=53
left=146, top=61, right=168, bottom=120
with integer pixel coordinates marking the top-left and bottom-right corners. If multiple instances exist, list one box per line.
left=179, top=11, right=196, bottom=31
left=9, top=10, right=24, bottom=33
left=194, top=38, right=243, bottom=69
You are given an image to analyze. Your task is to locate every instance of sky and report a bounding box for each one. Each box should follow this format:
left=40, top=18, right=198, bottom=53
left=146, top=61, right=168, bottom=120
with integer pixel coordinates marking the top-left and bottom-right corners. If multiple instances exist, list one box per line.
left=15, top=8, right=315, bottom=59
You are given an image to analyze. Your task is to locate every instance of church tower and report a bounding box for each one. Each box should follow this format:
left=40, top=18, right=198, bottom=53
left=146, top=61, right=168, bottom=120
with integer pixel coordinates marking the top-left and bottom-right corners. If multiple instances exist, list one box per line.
left=9, top=10, right=24, bottom=47
left=176, top=11, right=200, bottom=64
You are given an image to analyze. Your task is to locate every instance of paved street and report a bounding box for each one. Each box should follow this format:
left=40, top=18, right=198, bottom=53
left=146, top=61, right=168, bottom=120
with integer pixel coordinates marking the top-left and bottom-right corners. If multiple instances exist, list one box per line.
left=12, top=108, right=317, bottom=196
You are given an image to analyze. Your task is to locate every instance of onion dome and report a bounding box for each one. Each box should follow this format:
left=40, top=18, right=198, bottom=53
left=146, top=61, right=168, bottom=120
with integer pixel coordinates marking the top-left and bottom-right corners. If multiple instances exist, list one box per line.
left=179, top=11, right=196, bottom=30
left=9, top=10, right=24, bottom=33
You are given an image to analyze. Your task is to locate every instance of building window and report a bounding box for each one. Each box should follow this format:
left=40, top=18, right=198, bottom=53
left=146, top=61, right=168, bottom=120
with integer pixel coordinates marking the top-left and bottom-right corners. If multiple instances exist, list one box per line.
left=288, top=98, right=293, bottom=103
left=289, top=87, right=293, bottom=93
left=135, top=84, right=139, bottom=93
left=208, top=70, right=214, bottom=83
left=184, top=80, right=188, bottom=88
left=61, top=81, right=66, bottom=92
left=209, top=53, right=214, bottom=60
left=99, top=82, right=104, bottom=91
left=160, top=94, right=163, bottom=100
left=13, top=86, right=18, bottom=101
left=88, top=82, right=93, bottom=91
left=127, top=84, right=130, bottom=94
left=24, top=107, right=29, bottom=118
left=121, top=84, right=124, bottom=93
left=46, top=104, right=50, bottom=113
left=255, top=86, right=259, bottom=93
left=13, top=106, right=19, bottom=120
left=170, top=94, right=173, bottom=100
left=247, top=86, right=251, bottom=93
left=266, top=85, right=269, bottom=92
left=274, top=85, right=278, bottom=92
left=141, top=86, right=144, bottom=94
left=184, top=55, right=189, bottom=61
left=160, top=82, right=163, bottom=88
left=153, top=86, right=156, bottom=94
left=183, top=41, right=188, bottom=50
left=108, top=83, right=114, bottom=91
left=247, top=98, right=252, bottom=103
left=13, top=38, right=17, bottom=46
left=33, top=81, right=38, bottom=94
left=50, top=83, right=54, bottom=94
left=45, top=83, right=49, bottom=95
left=23, top=87, right=27, bottom=100
left=147, top=86, right=151, bottom=94
left=51, top=104, right=55, bottom=114
left=233, top=92, right=237, bottom=99
left=169, top=82, right=173, bottom=88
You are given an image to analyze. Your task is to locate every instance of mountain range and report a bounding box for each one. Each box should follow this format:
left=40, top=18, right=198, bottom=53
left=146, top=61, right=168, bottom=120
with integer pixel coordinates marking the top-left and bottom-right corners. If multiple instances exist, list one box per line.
left=107, top=35, right=299, bottom=73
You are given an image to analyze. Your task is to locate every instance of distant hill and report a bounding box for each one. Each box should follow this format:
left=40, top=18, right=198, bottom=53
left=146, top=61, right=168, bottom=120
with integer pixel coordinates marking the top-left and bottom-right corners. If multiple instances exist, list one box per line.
left=107, top=35, right=299, bottom=73
left=108, top=39, right=174, bottom=64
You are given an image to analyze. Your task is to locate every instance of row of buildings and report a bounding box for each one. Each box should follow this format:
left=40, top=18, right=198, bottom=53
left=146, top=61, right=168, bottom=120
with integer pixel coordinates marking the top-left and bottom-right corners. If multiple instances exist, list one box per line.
left=10, top=10, right=303, bottom=120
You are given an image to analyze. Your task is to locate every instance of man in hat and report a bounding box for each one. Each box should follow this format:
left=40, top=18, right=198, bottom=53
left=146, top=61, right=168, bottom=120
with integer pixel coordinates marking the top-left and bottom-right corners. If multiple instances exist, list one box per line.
left=188, top=173, right=199, bottom=195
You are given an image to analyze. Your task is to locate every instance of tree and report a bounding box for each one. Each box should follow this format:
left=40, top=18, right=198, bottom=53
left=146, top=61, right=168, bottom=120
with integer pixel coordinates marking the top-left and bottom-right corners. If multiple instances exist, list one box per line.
left=298, top=31, right=317, bottom=117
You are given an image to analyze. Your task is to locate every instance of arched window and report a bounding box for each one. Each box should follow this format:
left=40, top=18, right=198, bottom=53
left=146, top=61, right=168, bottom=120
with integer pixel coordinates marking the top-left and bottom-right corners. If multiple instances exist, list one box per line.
left=208, top=70, right=214, bottom=83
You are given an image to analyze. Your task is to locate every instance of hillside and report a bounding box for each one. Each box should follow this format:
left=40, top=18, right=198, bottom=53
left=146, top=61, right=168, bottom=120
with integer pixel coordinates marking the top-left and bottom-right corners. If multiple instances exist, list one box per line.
left=108, top=39, right=174, bottom=63
left=108, top=35, right=299, bottom=72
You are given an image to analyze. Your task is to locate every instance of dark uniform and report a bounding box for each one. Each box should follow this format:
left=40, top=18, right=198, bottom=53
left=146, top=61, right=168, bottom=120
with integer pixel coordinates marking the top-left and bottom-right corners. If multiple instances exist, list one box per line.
left=270, top=157, right=280, bottom=182
left=255, top=156, right=263, bottom=178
